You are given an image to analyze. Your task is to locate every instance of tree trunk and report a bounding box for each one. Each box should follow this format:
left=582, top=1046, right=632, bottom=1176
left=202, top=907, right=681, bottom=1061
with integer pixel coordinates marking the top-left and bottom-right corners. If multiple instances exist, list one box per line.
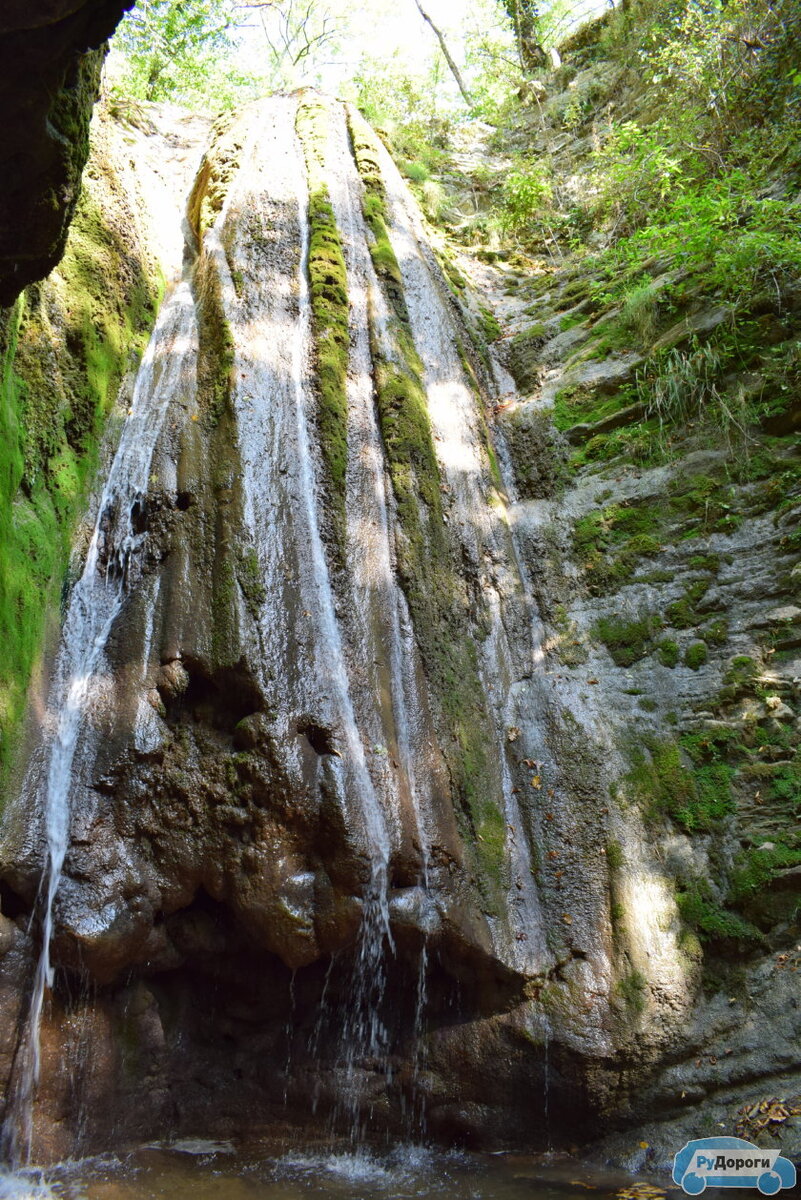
left=412, top=0, right=471, bottom=105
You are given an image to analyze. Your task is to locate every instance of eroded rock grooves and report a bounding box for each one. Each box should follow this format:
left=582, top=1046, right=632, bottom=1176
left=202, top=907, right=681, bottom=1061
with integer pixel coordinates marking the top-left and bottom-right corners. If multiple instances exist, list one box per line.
left=0, top=89, right=797, bottom=1170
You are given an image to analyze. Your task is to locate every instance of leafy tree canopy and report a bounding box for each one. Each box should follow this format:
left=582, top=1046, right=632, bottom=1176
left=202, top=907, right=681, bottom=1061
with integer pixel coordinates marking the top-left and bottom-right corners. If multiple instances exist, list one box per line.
left=113, top=0, right=245, bottom=103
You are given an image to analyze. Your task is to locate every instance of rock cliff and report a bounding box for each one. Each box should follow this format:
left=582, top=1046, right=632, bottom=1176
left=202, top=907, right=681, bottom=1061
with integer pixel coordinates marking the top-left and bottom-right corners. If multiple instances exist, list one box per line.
left=0, top=1, right=798, bottom=1177
left=0, top=0, right=133, bottom=306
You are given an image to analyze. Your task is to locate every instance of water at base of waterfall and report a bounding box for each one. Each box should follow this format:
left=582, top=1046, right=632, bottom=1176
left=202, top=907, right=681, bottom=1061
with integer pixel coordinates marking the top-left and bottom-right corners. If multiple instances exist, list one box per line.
left=0, top=1142, right=645, bottom=1200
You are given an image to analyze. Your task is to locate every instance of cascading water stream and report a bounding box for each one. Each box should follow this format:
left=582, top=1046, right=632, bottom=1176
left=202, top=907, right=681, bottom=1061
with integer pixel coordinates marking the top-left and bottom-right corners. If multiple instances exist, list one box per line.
left=201, top=97, right=397, bottom=1140
left=322, top=105, right=437, bottom=1139
left=1, top=283, right=198, bottom=1165
left=366, top=130, right=550, bottom=975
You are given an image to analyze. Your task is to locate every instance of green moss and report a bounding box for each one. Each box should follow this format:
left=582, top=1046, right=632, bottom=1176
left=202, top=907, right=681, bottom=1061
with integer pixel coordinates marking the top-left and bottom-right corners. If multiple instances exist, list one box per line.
left=195, top=253, right=234, bottom=427
left=616, top=968, right=647, bottom=1013
left=666, top=579, right=709, bottom=629
left=678, top=729, right=736, bottom=828
left=606, top=838, right=624, bottom=869
left=503, top=405, right=568, bottom=500
left=724, top=655, right=759, bottom=688
left=236, top=544, right=266, bottom=614
left=347, top=108, right=409, bottom=325
left=669, top=473, right=742, bottom=536
left=677, top=879, right=764, bottom=947
left=684, top=641, right=708, bottom=670
left=730, top=842, right=801, bottom=905
left=478, top=304, right=501, bottom=342
left=573, top=500, right=662, bottom=595
left=553, top=381, right=636, bottom=432
left=593, top=611, right=661, bottom=666
left=507, top=323, right=549, bottom=391
left=624, top=733, right=734, bottom=833
left=688, top=553, right=720, bottom=573
left=0, top=178, right=159, bottom=797
left=657, top=638, right=679, bottom=668
left=297, top=96, right=349, bottom=560
left=702, top=617, right=728, bottom=647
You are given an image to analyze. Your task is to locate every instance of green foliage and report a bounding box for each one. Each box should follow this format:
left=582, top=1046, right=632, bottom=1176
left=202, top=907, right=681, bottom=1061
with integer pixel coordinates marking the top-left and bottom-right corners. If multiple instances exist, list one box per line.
left=501, top=0, right=543, bottom=72
left=592, top=119, right=687, bottom=236
left=500, top=162, right=553, bottom=237
left=349, top=56, right=452, bottom=192
left=594, top=611, right=661, bottom=666
left=684, top=641, right=708, bottom=671
left=112, top=0, right=256, bottom=107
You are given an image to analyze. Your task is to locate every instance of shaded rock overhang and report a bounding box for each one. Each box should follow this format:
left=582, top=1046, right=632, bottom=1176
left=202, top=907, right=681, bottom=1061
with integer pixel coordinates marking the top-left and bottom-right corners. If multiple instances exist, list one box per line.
left=0, top=0, right=134, bottom=307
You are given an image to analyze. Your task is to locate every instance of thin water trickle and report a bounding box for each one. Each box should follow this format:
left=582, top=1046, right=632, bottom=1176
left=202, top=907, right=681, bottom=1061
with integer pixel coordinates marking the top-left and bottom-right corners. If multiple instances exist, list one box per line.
left=2, top=283, right=198, bottom=1166
left=283, top=971, right=297, bottom=1108
left=542, top=1017, right=552, bottom=1153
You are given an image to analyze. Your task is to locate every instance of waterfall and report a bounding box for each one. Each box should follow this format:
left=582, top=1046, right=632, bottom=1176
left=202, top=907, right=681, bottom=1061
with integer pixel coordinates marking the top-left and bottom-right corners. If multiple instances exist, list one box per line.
left=368, top=128, right=550, bottom=975
left=0, top=90, right=560, bottom=1164
left=201, top=96, right=398, bottom=1141
left=2, top=283, right=199, bottom=1164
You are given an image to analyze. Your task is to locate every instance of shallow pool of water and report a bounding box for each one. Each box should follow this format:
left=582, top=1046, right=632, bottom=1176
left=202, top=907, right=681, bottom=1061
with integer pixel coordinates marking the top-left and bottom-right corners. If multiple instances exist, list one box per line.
left=0, top=1143, right=672, bottom=1200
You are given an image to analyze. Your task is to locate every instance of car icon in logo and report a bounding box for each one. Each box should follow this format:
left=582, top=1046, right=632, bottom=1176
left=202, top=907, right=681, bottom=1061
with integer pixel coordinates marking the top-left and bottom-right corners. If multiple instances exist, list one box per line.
left=673, top=1135, right=797, bottom=1195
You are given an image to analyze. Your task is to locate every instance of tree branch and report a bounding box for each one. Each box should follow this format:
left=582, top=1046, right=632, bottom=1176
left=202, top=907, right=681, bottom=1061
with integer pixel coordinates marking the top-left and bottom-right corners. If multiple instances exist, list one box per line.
left=412, top=0, right=471, bottom=104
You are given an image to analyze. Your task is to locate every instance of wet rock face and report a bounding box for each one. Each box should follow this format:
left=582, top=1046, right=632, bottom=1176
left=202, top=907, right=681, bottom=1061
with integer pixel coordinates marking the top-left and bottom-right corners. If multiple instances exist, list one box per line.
left=0, top=0, right=133, bottom=306
left=0, top=96, right=576, bottom=1160
left=0, top=91, right=731, bottom=1165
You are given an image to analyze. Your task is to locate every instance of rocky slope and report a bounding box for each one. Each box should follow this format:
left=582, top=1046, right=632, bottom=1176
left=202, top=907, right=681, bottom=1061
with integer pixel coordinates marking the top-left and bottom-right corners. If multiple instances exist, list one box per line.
left=442, top=0, right=801, bottom=1169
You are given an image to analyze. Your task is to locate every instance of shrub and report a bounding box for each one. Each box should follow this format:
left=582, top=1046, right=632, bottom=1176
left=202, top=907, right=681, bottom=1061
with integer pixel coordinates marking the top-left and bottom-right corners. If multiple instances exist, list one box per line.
left=594, top=612, right=661, bottom=666
left=684, top=641, right=708, bottom=670
left=657, top=638, right=679, bottom=668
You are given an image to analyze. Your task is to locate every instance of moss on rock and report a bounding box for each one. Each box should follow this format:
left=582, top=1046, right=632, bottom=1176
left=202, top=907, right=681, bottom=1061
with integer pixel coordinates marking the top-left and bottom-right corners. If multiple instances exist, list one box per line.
left=0, top=134, right=160, bottom=798
left=296, top=94, right=349, bottom=563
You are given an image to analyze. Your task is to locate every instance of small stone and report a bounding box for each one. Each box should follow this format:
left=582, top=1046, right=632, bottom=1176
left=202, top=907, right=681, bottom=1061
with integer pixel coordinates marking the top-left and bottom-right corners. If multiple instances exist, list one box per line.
left=156, top=659, right=190, bottom=702
left=753, top=605, right=801, bottom=628
left=0, top=913, right=15, bottom=958
left=764, top=697, right=795, bottom=722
